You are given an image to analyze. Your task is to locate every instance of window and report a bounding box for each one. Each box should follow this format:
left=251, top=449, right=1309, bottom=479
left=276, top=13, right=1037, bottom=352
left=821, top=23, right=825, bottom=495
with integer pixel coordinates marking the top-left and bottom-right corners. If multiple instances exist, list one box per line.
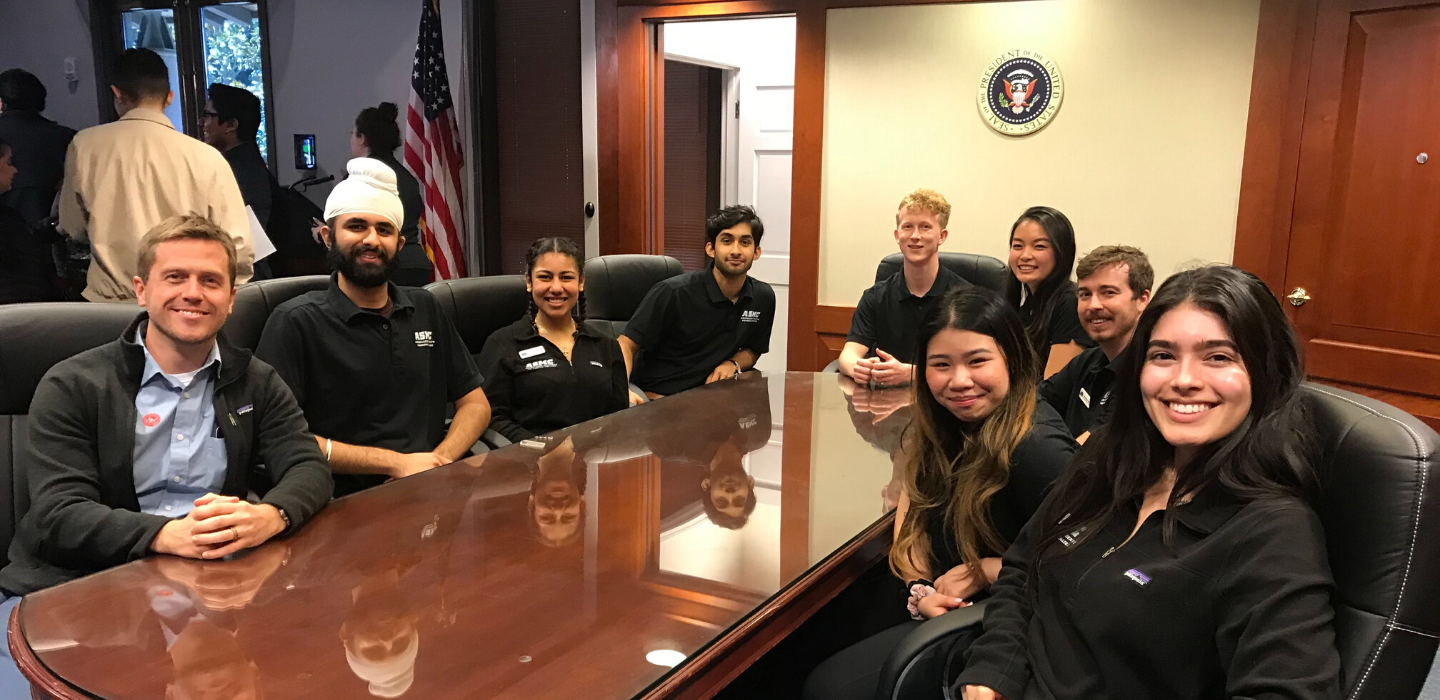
left=100, top=1, right=276, bottom=166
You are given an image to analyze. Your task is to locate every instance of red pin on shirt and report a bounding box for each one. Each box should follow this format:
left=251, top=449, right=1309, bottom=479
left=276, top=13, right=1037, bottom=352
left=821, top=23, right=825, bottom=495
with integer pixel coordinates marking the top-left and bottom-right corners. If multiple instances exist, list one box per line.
left=142, top=413, right=161, bottom=428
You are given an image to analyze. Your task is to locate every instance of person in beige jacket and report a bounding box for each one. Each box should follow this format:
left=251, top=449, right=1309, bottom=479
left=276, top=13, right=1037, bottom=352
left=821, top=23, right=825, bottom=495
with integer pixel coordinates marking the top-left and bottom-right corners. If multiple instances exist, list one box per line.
left=58, top=48, right=253, bottom=302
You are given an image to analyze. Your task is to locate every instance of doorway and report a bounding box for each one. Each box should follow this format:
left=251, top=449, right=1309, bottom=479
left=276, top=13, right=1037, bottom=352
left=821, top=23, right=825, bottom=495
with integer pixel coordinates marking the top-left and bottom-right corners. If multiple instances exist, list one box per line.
left=656, top=16, right=796, bottom=375
left=1281, top=0, right=1440, bottom=427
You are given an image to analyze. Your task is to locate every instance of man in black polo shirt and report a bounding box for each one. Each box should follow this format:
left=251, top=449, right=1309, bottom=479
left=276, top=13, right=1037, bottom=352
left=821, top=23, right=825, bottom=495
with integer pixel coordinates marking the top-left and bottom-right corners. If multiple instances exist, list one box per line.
left=619, top=205, right=776, bottom=398
left=1038, top=245, right=1152, bottom=442
left=838, top=188, right=971, bottom=386
left=255, top=158, right=490, bottom=497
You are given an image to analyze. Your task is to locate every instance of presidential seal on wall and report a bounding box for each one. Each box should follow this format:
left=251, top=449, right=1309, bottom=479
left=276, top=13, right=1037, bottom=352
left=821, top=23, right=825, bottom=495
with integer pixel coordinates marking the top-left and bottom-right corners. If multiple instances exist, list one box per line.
left=977, top=50, right=1064, bottom=136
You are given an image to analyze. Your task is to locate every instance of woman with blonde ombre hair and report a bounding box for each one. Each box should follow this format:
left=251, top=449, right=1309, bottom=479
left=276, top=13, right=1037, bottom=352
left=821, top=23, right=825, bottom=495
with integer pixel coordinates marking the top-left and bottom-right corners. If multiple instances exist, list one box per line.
left=803, top=286, right=1076, bottom=700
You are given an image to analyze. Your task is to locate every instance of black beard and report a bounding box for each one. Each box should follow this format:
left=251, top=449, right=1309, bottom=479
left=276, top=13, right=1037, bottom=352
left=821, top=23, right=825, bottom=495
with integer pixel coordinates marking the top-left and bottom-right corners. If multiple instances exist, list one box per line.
left=329, top=242, right=397, bottom=288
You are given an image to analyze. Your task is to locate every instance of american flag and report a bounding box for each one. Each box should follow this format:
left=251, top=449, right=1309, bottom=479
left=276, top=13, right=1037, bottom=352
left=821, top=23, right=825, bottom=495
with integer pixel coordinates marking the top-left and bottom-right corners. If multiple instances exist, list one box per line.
left=404, top=0, right=467, bottom=280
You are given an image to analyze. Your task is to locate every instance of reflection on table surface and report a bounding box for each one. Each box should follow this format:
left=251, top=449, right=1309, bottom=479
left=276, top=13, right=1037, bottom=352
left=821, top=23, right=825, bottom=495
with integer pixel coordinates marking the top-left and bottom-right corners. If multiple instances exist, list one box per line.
left=19, top=372, right=912, bottom=700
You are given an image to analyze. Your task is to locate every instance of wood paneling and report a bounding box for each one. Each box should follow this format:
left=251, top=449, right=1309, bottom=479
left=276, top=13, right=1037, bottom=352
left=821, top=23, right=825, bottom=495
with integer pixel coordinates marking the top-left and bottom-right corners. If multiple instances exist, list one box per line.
left=1231, top=0, right=1320, bottom=293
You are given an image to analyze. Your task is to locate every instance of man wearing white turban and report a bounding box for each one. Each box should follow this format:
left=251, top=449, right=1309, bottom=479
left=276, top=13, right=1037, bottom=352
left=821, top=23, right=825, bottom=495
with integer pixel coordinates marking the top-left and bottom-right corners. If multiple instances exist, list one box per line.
left=255, top=158, right=491, bottom=497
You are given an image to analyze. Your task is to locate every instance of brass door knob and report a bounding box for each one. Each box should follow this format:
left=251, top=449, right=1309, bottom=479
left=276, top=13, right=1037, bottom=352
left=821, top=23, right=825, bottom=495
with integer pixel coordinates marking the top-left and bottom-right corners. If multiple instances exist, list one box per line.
left=1287, top=287, right=1311, bottom=307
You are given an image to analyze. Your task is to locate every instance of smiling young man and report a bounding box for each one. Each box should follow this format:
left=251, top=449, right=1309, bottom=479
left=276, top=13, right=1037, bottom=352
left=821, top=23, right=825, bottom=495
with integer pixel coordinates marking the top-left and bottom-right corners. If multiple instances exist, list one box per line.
left=255, top=158, right=490, bottom=498
left=838, top=189, right=972, bottom=386
left=0, top=215, right=332, bottom=603
left=619, top=205, right=776, bottom=398
left=1037, top=245, right=1152, bottom=441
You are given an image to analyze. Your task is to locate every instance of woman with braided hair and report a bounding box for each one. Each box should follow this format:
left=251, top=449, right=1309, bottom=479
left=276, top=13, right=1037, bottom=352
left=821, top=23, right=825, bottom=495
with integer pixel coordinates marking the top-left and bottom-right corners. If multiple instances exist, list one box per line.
left=476, top=237, right=630, bottom=442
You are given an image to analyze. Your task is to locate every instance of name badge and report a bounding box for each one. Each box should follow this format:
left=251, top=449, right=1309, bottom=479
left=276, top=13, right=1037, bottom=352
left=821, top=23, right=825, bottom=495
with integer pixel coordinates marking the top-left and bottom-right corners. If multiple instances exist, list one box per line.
left=518, top=346, right=546, bottom=359
left=1079, top=388, right=1092, bottom=408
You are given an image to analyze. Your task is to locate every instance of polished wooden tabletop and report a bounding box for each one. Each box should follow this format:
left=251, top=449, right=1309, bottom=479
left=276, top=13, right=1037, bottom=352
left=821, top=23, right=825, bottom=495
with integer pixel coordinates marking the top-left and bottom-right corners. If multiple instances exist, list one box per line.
left=13, top=372, right=914, bottom=700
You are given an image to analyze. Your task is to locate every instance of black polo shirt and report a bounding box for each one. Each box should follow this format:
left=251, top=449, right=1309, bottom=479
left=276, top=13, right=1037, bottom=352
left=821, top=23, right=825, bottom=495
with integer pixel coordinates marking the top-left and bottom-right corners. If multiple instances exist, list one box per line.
left=1023, top=286, right=1096, bottom=369
left=254, top=276, right=484, bottom=497
left=1037, top=345, right=1125, bottom=437
left=476, top=317, right=630, bottom=443
left=624, top=269, right=776, bottom=396
left=846, top=267, right=971, bottom=365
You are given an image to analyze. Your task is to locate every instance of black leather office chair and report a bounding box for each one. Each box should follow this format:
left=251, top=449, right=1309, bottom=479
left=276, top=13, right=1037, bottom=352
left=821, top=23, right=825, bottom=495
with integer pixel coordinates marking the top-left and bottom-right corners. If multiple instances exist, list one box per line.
left=224, top=275, right=331, bottom=352
left=0, top=303, right=143, bottom=569
left=822, top=253, right=1010, bottom=373
left=875, top=252, right=1008, bottom=296
left=877, top=383, right=1440, bottom=700
left=584, top=254, right=685, bottom=339
left=426, top=276, right=531, bottom=448
left=425, top=275, right=531, bottom=359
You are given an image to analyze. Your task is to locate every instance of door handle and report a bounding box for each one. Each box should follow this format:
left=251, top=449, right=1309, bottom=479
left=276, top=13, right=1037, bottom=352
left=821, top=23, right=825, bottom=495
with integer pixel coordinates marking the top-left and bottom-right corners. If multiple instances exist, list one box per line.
left=1286, top=287, right=1311, bottom=307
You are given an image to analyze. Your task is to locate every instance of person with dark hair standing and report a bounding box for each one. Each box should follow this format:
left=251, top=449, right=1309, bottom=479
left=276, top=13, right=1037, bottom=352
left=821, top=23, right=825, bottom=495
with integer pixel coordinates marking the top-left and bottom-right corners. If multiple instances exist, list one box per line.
left=58, top=49, right=252, bottom=302
left=202, top=83, right=275, bottom=229
left=256, top=158, right=489, bottom=498
left=0, top=68, right=75, bottom=226
left=619, top=205, right=776, bottom=399
left=957, top=266, right=1340, bottom=700
left=1005, top=206, right=1093, bottom=378
left=803, top=287, right=1076, bottom=700
left=352, top=102, right=431, bottom=286
left=0, top=136, right=61, bottom=303
left=477, top=237, right=629, bottom=442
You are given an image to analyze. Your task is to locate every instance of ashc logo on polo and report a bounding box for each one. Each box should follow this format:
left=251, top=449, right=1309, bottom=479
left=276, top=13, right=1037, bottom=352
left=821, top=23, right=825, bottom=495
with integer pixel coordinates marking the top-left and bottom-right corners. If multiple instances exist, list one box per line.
left=415, top=331, right=435, bottom=348
left=741, top=310, right=763, bottom=323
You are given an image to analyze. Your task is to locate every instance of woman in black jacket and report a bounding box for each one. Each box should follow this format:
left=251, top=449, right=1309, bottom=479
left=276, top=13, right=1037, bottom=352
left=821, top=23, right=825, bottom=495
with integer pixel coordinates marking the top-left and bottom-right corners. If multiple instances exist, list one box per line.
left=1005, top=206, right=1093, bottom=378
left=957, top=265, right=1341, bottom=700
left=802, top=287, right=1077, bottom=700
left=476, top=237, right=629, bottom=443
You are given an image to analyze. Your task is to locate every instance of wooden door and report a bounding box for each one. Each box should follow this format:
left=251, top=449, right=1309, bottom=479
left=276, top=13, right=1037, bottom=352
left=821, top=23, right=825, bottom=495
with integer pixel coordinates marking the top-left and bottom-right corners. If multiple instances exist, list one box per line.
left=1285, top=0, right=1440, bottom=398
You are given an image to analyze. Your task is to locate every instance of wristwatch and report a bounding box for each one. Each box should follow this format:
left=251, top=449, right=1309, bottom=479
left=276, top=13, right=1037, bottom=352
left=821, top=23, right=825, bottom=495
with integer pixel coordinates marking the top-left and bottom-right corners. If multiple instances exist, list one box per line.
left=730, top=360, right=742, bottom=378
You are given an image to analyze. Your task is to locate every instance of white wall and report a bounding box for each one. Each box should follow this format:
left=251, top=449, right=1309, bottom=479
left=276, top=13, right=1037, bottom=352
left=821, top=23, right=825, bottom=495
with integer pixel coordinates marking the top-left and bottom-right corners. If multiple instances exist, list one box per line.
left=268, top=0, right=467, bottom=204
left=0, top=0, right=102, bottom=130
left=664, top=16, right=795, bottom=375
left=819, top=0, right=1261, bottom=305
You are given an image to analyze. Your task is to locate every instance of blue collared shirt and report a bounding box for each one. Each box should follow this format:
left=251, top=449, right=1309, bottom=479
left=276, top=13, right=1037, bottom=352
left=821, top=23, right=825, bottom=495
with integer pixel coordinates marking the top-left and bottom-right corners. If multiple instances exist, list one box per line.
left=133, top=323, right=227, bottom=517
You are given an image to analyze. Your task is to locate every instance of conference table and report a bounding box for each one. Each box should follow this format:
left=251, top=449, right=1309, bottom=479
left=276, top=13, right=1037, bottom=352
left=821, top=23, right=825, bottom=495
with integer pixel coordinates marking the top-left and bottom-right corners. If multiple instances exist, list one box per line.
left=9, top=372, right=916, bottom=700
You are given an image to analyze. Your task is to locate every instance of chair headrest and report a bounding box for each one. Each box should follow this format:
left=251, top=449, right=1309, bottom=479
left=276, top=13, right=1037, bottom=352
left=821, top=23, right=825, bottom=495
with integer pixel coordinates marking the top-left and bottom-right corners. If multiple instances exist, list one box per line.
left=425, top=276, right=531, bottom=354
left=225, top=275, right=331, bottom=352
left=0, top=303, right=142, bottom=414
left=585, top=255, right=684, bottom=321
left=875, top=252, right=1009, bottom=294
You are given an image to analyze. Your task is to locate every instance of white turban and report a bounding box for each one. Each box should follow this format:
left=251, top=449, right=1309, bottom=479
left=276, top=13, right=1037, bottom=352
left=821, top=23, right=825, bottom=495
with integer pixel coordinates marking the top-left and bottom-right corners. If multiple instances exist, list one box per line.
left=344, top=629, right=419, bottom=698
left=325, top=157, right=404, bottom=229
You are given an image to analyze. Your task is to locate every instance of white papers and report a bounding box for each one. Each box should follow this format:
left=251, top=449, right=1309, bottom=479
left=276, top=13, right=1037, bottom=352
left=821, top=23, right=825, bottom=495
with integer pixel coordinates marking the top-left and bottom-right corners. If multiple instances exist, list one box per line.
left=246, top=205, right=276, bottom=261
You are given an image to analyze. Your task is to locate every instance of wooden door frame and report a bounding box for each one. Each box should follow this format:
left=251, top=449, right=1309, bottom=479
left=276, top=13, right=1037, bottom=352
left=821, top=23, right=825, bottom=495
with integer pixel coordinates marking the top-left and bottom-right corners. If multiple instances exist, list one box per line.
left=603, top=0, right=1313, bottom=371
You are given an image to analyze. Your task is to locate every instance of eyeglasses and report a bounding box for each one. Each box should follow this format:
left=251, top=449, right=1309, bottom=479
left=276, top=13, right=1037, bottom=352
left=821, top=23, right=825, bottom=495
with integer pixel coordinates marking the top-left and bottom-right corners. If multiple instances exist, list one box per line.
left=201, top=110, right=219, bottom=119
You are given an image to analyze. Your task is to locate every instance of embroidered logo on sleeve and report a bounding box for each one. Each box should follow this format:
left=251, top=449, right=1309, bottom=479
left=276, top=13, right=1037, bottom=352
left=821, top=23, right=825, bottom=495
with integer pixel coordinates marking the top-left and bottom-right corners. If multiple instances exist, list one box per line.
left=415, top=331, right=435, bottom=348
left=1124, top=569, right=1151, bottom=586
left=589, top=360, right=604, bottom=368
left=741, top=310, right=763, bottom=323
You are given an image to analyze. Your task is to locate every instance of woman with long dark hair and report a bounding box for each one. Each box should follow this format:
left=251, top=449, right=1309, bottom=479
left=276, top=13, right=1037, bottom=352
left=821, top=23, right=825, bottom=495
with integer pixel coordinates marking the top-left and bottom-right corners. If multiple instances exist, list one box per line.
left=1006, top=206, right=1093, bottom=378
left=802, top=287, right=1077, bottom=700
left=957, top=265, right=1340, bottom=700
left=476, top=237, right=629, bottom=442
left=351, top=102, right=432, bottom=286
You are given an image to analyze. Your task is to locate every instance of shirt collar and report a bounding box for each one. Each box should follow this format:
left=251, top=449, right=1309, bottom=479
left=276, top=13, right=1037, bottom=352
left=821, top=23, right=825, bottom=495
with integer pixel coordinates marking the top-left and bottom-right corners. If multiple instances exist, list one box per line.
left=895, top=267, right=958, bottom=302
left=1172, top=484, right=1247, bottom=535
left=119, top=107, right=176, bottom=130
left=134, top=320, right=222, bottom=387
left=513, top=315, right=603, bottom=341
left=325, top=273, right=416, bottom=323
left=702, top=268, right=754, bottom=305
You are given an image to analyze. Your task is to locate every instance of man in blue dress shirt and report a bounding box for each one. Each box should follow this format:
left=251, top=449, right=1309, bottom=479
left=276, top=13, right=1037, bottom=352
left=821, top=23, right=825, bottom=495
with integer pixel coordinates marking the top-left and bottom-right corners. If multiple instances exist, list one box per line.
left=0, top=214, right=332, bottom=596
